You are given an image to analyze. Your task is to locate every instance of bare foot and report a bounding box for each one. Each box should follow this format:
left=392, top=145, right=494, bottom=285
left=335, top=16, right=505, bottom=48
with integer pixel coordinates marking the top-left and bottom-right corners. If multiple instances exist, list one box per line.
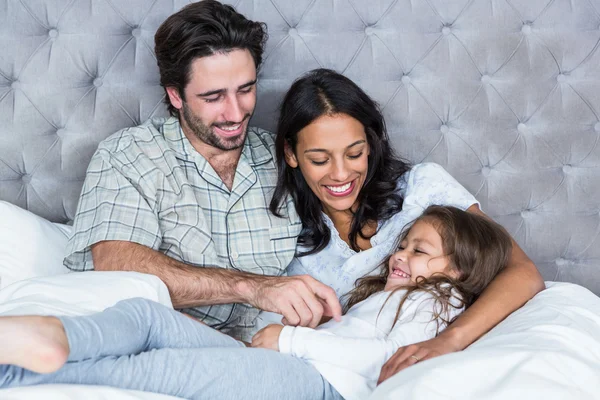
left=0, top=315, right=69, bottom=373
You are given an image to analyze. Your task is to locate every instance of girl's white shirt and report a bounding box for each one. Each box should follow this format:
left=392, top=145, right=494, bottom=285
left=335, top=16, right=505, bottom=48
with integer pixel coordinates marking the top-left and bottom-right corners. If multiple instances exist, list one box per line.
left=279, top=289, right=464, bottom=400
left=288, top=162, right=479, bottom=301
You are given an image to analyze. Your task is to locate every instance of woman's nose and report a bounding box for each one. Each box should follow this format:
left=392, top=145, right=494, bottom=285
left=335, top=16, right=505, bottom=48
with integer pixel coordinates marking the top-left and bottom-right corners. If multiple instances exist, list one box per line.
left=330, top=159, right=350, bottom=181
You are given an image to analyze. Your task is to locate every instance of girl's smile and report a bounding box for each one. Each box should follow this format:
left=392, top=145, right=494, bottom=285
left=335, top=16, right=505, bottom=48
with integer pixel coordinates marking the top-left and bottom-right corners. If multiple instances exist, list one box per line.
left=384, top=219, right=455, bottom=291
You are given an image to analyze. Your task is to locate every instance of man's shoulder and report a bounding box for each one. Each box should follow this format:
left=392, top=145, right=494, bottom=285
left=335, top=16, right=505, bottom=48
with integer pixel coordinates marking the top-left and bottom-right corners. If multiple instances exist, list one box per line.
left=248, top=126, right=275, bottom=145
left=245, top=126, right=277, bottom=160
left=97, top=117, right=170, bottom=155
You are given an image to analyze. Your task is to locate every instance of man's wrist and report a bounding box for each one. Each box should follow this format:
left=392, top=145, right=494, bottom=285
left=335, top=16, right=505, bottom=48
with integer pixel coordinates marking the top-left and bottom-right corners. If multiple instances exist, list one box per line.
left=234, top=274, right=265, bottom=304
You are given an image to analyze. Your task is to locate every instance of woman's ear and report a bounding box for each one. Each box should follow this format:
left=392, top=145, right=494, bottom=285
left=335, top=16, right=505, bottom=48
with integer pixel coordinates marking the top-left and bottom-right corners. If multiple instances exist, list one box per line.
left=284, top=143, right=299, bottom=168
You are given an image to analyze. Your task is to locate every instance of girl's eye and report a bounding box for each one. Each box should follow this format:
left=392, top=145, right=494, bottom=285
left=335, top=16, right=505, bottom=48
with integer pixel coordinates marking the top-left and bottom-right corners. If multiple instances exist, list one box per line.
left=415, top=249, right=427, bottom=255
left=348, top=152, right=363, bottom=160
left=310, top=159, right=328, bottom=166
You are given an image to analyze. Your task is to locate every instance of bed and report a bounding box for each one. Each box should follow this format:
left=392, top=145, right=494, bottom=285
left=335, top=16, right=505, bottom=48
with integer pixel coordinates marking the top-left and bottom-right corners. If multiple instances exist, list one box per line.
left=1, top=0, right=599, bottom=399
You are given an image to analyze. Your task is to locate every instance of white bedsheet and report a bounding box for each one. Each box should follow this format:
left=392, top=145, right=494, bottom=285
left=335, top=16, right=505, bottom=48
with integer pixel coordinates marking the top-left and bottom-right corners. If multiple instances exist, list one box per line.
left=2, top=274, right=599, bottom=400
left=371, top=282, right=600, bottom=400
left=0, top=271, right=183, bottom=400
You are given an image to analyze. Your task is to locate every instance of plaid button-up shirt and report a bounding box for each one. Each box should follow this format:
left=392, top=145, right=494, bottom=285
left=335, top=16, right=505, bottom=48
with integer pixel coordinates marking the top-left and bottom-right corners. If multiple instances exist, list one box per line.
left=65, top=117, right=301, bottom=339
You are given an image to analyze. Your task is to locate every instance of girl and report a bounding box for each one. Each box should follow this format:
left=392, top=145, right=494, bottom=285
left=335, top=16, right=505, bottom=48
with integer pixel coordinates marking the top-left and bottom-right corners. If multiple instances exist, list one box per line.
left=0, top=205, right=511, bottom=400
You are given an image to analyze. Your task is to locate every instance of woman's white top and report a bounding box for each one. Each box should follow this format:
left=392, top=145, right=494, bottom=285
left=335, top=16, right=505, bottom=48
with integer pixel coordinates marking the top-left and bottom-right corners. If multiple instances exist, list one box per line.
left=279, top=289, right=464, bottom=400
left=287, top=162, right=478, bottom=301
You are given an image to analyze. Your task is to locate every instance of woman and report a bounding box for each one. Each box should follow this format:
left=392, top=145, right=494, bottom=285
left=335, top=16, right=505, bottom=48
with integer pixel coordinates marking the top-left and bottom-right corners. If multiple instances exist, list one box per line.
left=268, top=68, right=544, bottom=381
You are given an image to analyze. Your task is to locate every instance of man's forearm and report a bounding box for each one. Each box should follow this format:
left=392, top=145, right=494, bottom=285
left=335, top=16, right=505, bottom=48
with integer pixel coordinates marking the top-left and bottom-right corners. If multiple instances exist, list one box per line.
left=92, top=240, right=262, bottom=308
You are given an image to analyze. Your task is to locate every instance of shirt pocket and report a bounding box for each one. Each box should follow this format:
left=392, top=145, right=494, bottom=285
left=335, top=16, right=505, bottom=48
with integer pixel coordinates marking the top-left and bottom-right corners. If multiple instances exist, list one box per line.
left=269, top=223, right=303, bottom=241
left=264, top=223, right=303, bottom=274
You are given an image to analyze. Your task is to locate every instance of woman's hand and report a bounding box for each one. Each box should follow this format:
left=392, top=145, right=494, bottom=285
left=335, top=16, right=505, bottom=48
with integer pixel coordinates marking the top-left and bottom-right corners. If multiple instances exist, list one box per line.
left=251, top=324, right=284, bottom=351
left=378, top=330, right=463, bottom=384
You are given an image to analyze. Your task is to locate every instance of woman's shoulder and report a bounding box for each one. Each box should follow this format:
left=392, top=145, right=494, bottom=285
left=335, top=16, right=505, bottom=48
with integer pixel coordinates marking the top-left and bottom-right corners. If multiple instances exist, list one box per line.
left=398, top=162, right=477, bottom=210
left=401, top=162, right=452, bottom=186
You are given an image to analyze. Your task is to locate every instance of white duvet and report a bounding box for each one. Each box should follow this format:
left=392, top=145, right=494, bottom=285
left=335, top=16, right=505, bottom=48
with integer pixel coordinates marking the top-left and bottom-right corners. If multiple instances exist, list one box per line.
left=371, top=281, right=600, bottom=400
left=0, top=271, right=183, bottom=400
left=0, top=274, right=599, bottom=400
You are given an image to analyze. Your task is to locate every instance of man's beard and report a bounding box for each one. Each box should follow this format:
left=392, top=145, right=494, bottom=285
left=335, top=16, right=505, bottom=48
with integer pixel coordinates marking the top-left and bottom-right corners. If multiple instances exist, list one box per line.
left=182, top=102, right=250, bottom=151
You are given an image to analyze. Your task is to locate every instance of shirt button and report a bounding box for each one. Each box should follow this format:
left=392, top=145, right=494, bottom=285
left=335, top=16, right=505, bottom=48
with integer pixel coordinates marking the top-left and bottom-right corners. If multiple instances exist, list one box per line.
left=231, top=252, right=239, bottom=260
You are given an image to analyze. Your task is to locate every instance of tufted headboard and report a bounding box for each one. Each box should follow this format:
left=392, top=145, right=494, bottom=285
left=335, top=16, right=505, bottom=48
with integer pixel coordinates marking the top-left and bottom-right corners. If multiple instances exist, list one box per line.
left=1, top=0, right=599, bottom=294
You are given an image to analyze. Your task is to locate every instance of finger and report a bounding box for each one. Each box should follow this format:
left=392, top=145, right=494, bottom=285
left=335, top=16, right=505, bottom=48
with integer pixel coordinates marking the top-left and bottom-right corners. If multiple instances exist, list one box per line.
left=279, top=303, right=300, bottom=326
left=290, top=296, right=315, bottom=327
left=309, top=281, right=342, bottom=321
left=378, top=349, right=408, bottom=384
left=378, top=345, right=419, bottom=384
left=383, top=348, right=427, bottom=383
left=294, top=285, right=324, bottom=328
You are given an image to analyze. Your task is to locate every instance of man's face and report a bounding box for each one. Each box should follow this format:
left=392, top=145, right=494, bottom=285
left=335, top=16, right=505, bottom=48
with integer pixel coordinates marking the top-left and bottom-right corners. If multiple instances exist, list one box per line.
left=167, top=49, right=257, bottom=151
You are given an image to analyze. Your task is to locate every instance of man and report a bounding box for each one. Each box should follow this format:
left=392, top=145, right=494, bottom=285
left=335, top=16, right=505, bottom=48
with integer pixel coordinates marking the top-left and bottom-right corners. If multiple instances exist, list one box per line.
left=65, top=0, right=340, bottom=341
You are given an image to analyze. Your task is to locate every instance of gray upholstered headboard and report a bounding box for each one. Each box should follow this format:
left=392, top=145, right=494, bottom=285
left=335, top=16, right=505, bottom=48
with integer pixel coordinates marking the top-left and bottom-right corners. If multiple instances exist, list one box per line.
left=1, top=0, right=599, bottom=294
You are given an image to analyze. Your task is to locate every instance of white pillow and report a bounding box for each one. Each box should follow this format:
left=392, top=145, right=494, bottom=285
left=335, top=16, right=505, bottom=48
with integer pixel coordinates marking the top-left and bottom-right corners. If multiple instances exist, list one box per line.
left=0, top=271, right=173, bottom=317
left=0, top=201, right=72, bottom=289
left=371, top=282, right=600, bottom=400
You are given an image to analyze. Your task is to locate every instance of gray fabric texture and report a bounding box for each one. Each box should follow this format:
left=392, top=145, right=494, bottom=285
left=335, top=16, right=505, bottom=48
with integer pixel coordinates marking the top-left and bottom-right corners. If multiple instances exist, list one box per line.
left=1, top=0, right=599, bottom=294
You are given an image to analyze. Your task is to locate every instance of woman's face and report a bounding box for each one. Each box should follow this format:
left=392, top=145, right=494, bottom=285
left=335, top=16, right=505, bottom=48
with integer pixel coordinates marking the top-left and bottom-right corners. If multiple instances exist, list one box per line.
left=285, top=113, right=370, bottom=217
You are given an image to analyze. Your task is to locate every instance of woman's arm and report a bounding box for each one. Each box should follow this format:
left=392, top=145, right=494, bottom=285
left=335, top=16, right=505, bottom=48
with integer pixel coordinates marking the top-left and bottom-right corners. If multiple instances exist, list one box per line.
left=378, top=203, right=545, bottom=383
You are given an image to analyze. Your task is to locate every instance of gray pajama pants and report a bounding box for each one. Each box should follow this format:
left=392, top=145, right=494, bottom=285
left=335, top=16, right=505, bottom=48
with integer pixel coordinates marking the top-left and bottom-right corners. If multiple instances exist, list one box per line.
left=0, top=298, right=343, bottom=400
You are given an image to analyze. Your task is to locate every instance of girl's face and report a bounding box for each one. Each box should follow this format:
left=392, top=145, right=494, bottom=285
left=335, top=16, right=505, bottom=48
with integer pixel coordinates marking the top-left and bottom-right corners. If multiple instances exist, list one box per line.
left=284, top=113, right=370, bottom=217
left=384, top=219, right=456, bottom=291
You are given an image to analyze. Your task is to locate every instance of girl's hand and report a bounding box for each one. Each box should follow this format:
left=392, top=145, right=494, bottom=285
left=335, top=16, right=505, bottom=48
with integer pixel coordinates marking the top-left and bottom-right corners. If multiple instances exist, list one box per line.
left=251, top=324, right=284, bottom=351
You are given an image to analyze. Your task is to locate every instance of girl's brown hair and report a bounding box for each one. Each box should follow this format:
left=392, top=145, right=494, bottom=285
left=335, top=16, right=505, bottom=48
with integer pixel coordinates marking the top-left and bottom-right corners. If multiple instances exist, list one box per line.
left=343, top=205, right=513, bottom=333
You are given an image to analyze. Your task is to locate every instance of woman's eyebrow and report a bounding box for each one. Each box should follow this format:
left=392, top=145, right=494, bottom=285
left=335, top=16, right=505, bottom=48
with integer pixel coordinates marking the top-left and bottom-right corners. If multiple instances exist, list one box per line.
left=304, top=140, right=366, bottom=154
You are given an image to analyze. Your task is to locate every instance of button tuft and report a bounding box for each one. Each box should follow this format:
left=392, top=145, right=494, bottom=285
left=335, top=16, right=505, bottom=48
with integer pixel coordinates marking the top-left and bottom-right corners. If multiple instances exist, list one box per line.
left=288, top=27, right=299, bottom=38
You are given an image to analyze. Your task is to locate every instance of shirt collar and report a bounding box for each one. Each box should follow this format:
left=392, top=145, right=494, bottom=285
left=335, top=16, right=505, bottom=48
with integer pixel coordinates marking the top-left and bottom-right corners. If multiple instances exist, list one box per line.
left=162, top=117, right=273, bottom=166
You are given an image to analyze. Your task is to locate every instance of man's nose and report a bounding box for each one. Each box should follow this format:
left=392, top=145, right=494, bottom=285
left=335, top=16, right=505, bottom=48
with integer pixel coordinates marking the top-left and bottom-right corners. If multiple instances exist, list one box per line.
left=222, top=94, right=244, bottom=123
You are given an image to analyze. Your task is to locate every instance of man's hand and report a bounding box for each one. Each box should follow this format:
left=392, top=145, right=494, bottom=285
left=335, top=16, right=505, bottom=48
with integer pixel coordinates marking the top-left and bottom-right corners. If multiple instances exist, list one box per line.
left=245, top=275, right=342, bottom=328
left=251, top=324, right=284, bottom=351
left=378, top=332, right=463, bottom=384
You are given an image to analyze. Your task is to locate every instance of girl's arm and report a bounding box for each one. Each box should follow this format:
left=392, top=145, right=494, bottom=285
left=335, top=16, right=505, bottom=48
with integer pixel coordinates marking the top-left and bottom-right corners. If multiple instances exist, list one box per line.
left=255, top=293, right=451, bottom=379
left=378, top=204, right=545, bottom=383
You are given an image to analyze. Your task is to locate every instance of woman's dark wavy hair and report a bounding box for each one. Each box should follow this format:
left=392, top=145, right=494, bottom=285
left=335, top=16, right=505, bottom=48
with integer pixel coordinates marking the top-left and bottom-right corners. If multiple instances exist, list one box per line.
left=154, top=0, right=268, bottom=116
left=269, top=68, right=411, bottom=256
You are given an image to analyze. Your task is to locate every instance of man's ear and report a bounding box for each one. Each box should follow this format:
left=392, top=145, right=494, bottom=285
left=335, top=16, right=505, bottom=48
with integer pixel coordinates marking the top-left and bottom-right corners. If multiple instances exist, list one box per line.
left=284, top=143, right=298, bottom=168
left=166, top=87, right=183, bottom=110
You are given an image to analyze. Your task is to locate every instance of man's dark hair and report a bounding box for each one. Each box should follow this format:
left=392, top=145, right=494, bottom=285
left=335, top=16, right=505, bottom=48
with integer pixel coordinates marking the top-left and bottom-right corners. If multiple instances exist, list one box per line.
left=155, top=0, right=268, bottom=116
